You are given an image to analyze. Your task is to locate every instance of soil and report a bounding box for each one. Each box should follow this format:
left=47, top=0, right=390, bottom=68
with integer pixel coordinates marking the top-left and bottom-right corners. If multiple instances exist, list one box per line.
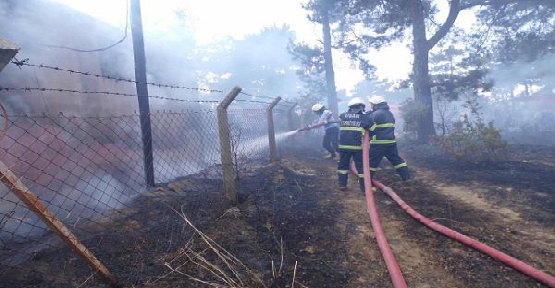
left=2, top=145, right=554, bottom=288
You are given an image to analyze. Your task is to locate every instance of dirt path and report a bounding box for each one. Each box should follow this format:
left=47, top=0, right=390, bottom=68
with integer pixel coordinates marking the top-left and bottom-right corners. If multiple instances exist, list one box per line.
left=277, top=147, right=554, bottom=288
left=316, top=159, right=466, bottom=288
left=368, top=143, right=555, bottom=288
left=415, top=167, right=555, bottom=271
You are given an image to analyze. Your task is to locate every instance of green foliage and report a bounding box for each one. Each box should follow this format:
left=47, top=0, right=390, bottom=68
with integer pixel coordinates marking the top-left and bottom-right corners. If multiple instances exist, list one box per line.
left=476, top=2, right=555, bottom=64
left=430, top=43, right=494, bottom=101
left=288, top=42, right=327, bottom=112
left=399, top=99, right=428, bottom=135
left=435, top=115, right=508, bottom=163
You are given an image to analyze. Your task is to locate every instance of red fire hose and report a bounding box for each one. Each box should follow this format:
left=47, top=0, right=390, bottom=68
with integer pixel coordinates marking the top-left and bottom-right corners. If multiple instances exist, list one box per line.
left=371, top=179, right=555, bottom=288
left=361, top=132, right=408, bottom=288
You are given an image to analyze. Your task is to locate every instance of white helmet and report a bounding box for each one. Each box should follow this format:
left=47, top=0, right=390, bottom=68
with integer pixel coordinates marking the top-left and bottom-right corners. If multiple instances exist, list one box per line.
left=369, top=95, right=386, bottom=105
left=311, top=103, right=324, bottom=112
left=347, top=97, right=365, bottom=107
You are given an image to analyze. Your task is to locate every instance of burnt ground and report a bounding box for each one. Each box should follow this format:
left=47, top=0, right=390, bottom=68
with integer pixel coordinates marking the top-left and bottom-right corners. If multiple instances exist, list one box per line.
left=2, top=145, right=554, bottom=288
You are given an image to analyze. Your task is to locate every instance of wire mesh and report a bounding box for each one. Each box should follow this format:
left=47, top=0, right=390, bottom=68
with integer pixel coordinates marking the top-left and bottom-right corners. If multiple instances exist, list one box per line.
left=0, top=114, right=144, bottom=267
left=0, top=105, right=289, bottom=286
left=228, top=108, right=270, bottom=171
left=0, top=57, right=300, bottom=287
left=150, top=110, right=222, bottom=183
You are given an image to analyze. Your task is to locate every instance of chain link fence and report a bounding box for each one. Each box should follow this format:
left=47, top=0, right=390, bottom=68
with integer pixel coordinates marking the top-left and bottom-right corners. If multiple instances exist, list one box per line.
left=0, top=60, right=299, bottom=287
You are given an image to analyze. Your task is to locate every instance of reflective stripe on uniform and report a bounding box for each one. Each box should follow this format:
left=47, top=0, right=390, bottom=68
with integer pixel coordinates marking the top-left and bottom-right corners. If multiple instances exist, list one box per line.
left=376, top=123, right=395, bottom=128
left=370, top=139, right=396, bottom=144
left=394, top=162, right=408, bottom=169
left=370, top=122, right=395, bottom=131
left=357, top=174, right=364, bottom=178
left=369, top=167, right=378, bottom=172
left=339, top=145, right=362, bottom=150
left=338, top=170, right=349, bottom=174
left=340, top=127, right=365, bottom=132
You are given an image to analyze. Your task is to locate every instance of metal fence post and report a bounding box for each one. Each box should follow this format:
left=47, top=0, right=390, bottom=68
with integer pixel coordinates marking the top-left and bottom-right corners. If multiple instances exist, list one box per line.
left=217, top=86, right=242, bottom=203
left=131, top=0, right=155, bottom=187
left=267, top=97, right=282, bottom=163
left=288, top=102, right=298, bottom=131
left=0, top=162, right=118, bottom=286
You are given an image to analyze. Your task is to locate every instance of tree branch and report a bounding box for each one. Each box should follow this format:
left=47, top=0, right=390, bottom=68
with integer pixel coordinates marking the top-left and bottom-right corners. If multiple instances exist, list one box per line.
left=426, top=0, right=461, bottom=50
left=460, top=0, right=554, bottom=10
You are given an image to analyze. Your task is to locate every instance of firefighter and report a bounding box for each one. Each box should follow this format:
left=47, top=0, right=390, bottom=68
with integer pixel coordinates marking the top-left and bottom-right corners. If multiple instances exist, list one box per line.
left=337, top=98, right=373, bottom=192
left=367, top=96, right=411, bottom=180
left=299, top=103, right=340, bottom=159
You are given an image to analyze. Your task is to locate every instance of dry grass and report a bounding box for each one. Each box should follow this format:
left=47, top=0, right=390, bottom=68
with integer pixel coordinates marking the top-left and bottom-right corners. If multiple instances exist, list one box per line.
left=144, top=205, right=309, bottom=288
left=147, top=205, right=300, bottom=288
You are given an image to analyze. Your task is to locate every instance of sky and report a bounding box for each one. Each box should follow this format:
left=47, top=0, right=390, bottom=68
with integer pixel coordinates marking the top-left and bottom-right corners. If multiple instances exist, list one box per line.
left=47, top=0, right=463, bottom=93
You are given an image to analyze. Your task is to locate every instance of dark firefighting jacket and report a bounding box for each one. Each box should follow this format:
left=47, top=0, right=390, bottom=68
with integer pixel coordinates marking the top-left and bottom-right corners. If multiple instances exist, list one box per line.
left=369, top=103, right=396, bottom=144
left=338, top=108, right=373, bottom=150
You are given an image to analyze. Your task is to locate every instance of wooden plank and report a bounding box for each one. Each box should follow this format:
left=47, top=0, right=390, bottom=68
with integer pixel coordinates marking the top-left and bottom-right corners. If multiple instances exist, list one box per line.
left=0, top=160, right=118, bottom=286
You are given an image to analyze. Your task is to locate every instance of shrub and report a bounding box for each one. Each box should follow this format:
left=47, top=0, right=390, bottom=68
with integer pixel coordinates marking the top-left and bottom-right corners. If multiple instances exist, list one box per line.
left=399, top=99, right=428, bottom=139
left=434, top=114, right=508, bottom=163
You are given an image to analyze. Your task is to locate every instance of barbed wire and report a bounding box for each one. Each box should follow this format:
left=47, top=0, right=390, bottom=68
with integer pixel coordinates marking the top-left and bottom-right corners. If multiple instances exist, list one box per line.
left=0, top=86, right=222, bottom=104
left=8, top=60, right=299, bottom=107
left=0, top=86, right=293, bottom=110
left=239, top=91, right=296, bottom=105
left=10, top=59, right=224, bottom=93
left=0, top=110, right=219, bottom=120
left=239, top=91, right=275, bottom=100
left=234, top=99, right=273, bottom=105
left=0, top=86, right=296, bottom=113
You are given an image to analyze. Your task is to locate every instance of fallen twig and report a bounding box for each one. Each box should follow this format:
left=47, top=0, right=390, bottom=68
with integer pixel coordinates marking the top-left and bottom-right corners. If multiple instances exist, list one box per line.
left=291, top=261, right=298, bottom=288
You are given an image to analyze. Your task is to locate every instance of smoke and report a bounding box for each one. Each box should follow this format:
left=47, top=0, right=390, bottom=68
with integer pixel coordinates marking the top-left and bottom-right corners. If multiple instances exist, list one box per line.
left=480, top=53, right=555, bottom=145
left=0, top=1, right=305, bottom=252
left=487, top=53, right=555, bottom=96
left=0, top=0, right=301, bottom=116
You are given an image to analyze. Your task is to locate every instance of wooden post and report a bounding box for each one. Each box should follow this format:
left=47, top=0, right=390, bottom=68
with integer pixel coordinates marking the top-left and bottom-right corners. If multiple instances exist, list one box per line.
left=288, top=103, right=298, bottom=131
left=217, top=86, right=242, bottom=203
left=267, top=97, right=282, bottom=163
left=0, top=161, right=118, bottom=286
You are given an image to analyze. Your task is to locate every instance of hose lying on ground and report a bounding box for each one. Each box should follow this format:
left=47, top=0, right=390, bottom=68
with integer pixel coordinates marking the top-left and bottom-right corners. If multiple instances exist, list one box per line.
left=361, top=132, right=408, bottom=288
left=371, top=179, right=555, bottom=288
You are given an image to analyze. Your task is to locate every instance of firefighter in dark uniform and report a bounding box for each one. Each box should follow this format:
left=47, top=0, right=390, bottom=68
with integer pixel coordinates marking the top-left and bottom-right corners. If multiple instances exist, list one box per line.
left=337, top=97, right=373, bottom=192
left=367, top=96, right=411, bottom=180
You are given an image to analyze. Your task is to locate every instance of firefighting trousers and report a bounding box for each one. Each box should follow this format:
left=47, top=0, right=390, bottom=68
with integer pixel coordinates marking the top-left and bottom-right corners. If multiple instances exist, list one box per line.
left=323, top=127, right=339, bottom=156
left=338, top=150, right=365, bottom=191
left=369, top=143, right=411, bottom=180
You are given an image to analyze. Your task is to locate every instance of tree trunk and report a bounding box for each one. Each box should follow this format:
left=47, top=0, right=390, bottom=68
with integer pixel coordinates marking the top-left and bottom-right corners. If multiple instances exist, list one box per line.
left=322, top=10, right=339, bottom=115
left=410, top=0, right=435, bottom=143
